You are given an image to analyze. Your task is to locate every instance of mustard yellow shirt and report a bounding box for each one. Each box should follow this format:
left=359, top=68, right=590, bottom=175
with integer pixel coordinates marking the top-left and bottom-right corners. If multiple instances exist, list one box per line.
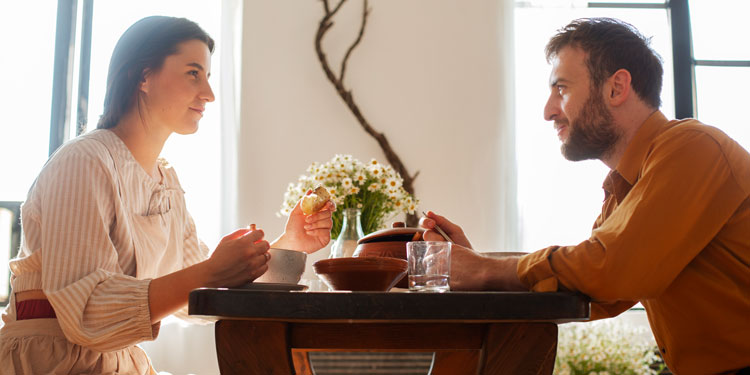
left=518, top=111, right=750, bottom=374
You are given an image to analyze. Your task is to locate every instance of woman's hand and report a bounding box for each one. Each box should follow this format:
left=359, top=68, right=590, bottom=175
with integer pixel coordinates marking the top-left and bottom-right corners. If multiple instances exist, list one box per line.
left=273, top=194, right=336, bottom=254
left=419, top=211, right=473, bottom=249
left=203, top=227, right=270, bottom=287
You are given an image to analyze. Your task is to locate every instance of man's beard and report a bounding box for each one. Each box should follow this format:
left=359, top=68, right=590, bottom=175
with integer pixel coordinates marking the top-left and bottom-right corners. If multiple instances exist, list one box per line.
left=560, top=90, right=620, bottom=161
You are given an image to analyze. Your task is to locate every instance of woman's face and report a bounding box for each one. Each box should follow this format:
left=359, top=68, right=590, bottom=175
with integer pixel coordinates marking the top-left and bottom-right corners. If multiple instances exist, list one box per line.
left=140, top=39, right=214, bottom=135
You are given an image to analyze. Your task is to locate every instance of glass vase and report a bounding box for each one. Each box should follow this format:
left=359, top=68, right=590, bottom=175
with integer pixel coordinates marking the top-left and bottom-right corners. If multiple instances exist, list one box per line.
left=329, top=208, right=365, bottom=258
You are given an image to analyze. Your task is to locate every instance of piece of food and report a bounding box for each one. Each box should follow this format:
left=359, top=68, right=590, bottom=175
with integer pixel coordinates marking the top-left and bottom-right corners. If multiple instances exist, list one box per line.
left=301, top=185, right=331, bottom=215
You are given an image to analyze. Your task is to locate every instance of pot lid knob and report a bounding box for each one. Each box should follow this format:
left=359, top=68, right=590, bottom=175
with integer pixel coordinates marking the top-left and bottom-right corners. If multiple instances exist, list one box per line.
left=391, top=221, right=406, bottom=228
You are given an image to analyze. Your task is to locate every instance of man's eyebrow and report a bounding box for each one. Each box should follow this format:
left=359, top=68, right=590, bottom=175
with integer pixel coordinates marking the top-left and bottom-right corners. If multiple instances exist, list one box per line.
left=187, top=62, right=210, bottom=78
left=550, top=78, right=570, bottom=87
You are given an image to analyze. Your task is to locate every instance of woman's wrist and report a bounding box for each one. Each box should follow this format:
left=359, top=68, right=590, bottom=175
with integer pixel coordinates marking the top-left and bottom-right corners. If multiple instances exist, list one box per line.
left=192, top=258, right=219, bottom=288
left=270, top=233, right=290, bottom=250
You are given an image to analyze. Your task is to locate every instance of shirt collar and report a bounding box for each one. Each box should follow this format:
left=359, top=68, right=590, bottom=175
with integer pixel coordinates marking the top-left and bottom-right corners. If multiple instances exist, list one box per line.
left=614, top=110, right=669, bottom=185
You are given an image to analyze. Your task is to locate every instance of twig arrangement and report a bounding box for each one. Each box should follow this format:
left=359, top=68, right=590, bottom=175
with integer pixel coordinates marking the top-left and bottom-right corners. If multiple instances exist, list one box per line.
left=315, top=0, right=420, bottom=227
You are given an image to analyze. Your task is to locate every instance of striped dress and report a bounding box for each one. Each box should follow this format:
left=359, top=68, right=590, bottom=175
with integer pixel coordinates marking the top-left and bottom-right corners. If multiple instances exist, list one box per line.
left=0, top=129, right=209, bottom=374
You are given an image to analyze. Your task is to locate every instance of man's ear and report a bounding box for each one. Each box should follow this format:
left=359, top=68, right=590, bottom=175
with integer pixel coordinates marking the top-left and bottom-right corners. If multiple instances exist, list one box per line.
left=607, top=68, right=632, bottom=107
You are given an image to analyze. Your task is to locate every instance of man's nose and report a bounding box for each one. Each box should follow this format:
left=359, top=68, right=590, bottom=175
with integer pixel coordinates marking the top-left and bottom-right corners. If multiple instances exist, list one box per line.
left=544, top=92, right=559, bottom=122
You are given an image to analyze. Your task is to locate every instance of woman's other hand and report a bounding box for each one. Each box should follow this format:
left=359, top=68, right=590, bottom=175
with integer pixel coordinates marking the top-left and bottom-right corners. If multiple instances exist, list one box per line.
left=273, top=194, right=336, bottom=254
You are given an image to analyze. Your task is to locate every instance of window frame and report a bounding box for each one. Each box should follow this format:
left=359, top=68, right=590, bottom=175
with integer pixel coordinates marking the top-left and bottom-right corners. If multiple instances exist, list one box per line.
left=49, top=0, right=93, bottom=156
left=0, top=202, right=22, bottom=307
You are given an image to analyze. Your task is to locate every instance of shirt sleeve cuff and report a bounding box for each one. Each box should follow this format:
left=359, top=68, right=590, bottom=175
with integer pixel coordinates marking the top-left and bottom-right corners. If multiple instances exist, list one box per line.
left=517, top=246, right=560, bottom=292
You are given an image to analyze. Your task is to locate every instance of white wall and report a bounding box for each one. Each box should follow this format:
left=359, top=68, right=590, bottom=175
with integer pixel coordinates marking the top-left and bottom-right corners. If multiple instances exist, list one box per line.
left=237, top=0, right=517, bottom=278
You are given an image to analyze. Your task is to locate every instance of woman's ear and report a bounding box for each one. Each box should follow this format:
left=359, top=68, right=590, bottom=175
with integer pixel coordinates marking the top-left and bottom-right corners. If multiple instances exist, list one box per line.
left=139, top=68, right=153, bottom=94
left=608, top=68, right=632, bottom=107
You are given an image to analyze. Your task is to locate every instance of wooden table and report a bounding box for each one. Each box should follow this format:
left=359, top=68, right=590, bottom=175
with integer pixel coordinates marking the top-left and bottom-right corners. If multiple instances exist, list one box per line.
left=188, top=289, right=589, bottom=375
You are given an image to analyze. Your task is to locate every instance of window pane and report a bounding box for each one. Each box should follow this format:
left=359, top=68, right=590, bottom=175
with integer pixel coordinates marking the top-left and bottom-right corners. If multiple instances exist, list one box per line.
left=695, top=66, right=750, bottom=150
left=514, top=7, right=673, bottom=250
left=87, top=1, right=223, bottom=248
left=689, top=0, right=750, bottom=60
left=0, top=3, right=57, bottom=201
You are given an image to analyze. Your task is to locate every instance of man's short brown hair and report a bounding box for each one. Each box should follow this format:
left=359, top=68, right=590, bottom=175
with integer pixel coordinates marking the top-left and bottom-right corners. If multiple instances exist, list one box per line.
left=545, top=17, right=663, bottom=109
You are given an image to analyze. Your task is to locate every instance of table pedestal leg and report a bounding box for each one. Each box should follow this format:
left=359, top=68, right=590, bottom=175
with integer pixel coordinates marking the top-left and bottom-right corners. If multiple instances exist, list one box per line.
left=215, top=320, right=293, bottom=374
left=214, top=321, right=557, bottom=375
left=480, top=323, right=558, bottom=375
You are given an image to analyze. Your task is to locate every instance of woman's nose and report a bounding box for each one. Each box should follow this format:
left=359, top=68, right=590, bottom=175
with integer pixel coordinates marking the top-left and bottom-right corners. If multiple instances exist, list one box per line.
left=202, top=82, right=215, bottom=103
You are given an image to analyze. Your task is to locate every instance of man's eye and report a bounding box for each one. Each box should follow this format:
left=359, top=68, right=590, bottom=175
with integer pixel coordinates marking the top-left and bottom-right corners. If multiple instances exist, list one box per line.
left=556, top=85, right=565, bottom=95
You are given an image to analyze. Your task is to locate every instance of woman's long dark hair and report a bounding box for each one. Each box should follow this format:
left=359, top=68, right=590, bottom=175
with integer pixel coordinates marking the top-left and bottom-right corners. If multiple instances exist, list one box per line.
left=97, top=16, right=214, bottom=129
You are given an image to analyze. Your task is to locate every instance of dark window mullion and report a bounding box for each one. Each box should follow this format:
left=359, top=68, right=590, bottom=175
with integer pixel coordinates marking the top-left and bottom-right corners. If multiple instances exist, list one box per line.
left=76, top=0, right=93, bottom=136
left=694, top=60, right=750, bottom=67
left=588, top=2, right=667, bottom=9
left=668, top=0, right=695, bottom=119
left=49, top=0, right=78, bottom=156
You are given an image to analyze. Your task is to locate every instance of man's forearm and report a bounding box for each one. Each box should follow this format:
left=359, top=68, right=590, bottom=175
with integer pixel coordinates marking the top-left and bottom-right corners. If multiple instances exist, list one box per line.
left=482, top=257, right=527, bottom=291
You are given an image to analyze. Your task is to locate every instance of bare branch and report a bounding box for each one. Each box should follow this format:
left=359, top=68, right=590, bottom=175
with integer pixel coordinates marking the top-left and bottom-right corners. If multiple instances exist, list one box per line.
left=330, top=0, right=347, bottom=17
left=340, top=0, right=369, bottom=83
left=315, top=0, right=419, bottom=226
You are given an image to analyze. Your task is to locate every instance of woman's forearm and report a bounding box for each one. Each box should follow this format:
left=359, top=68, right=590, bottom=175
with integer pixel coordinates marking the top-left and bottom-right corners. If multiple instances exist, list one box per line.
left=147, top=261, right=212, bottom=324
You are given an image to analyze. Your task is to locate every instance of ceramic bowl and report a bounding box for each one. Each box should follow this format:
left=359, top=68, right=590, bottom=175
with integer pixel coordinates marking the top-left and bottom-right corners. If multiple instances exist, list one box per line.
left=313, top=257, right=408, bottom=292
left=255, top=248, right=307, bottom=284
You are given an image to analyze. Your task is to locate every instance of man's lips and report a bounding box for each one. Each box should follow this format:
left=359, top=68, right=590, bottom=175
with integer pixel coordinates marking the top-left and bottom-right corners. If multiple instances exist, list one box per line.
left=555, top=122, right=568, bottom=139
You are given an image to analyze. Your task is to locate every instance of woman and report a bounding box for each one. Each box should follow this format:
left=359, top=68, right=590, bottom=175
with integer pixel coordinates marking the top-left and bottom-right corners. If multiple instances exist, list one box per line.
left=0, top=16, right=333, bottom=374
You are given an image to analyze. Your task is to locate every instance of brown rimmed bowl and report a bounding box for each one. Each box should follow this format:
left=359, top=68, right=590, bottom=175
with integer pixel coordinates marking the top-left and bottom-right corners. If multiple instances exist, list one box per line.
left=313, top=257, right=408, bottom=292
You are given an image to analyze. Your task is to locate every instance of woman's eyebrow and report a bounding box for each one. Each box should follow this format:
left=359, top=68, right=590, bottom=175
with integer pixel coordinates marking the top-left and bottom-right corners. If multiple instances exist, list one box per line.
left=186, top=62, right=210, bottom=77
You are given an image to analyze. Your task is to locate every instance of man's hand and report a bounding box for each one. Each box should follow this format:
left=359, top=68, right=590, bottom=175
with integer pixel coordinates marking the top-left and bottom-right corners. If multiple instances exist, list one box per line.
left=448, top=245, right=526, bottom=291
left=419, top=211, right=473, bottom=248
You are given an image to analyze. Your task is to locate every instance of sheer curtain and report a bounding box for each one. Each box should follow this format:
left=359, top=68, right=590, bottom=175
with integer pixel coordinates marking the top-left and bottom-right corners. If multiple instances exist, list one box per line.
left=140, top=2, right=241, bottom=374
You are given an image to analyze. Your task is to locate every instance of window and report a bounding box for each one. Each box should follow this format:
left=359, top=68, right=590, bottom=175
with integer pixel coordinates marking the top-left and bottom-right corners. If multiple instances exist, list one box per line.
left=688, top=0, right=750, bottom=149
left=1, top=1, right=228, bottom=305
left=514, top=1, right=674, bottom=250
left=2, top=1, right=224, bottom=245
left=0, top=2, right=58, bottom=202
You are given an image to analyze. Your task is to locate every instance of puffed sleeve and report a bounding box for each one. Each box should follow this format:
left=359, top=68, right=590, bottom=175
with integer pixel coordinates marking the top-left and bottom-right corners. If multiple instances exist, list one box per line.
left=37, top=139, right=158, bottom=352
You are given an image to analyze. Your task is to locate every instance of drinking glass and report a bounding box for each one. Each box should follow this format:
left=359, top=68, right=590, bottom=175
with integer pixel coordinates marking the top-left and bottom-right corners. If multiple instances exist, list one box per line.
left=406, top=241, right=451, bottom=292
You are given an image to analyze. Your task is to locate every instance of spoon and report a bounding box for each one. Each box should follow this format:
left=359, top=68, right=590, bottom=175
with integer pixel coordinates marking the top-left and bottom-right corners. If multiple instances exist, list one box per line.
left=421, top=211, right=455, bottom=243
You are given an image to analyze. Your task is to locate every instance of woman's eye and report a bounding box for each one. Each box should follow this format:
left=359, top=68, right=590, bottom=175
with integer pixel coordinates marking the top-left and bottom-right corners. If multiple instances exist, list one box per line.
left=188, top=70, right=199, bottom=78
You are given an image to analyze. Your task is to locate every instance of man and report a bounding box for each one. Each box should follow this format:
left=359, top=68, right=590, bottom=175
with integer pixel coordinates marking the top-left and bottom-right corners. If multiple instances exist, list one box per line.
left=421, top=18, right=750, bottom=374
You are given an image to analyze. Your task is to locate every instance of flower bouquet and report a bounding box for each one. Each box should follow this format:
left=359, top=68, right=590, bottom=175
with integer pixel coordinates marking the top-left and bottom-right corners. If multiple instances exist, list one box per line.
left=555, top=320, right=662, bottom=375
left=279, top=154, right=418, bottom=239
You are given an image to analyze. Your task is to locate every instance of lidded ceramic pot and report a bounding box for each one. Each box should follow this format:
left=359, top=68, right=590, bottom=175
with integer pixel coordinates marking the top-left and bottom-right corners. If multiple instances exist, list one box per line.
left=353, top=222, right=424, bottom=288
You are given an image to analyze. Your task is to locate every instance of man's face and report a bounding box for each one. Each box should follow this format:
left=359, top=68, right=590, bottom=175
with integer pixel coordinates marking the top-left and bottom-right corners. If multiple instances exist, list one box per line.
left=543, top=46, right=619, bottom=161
